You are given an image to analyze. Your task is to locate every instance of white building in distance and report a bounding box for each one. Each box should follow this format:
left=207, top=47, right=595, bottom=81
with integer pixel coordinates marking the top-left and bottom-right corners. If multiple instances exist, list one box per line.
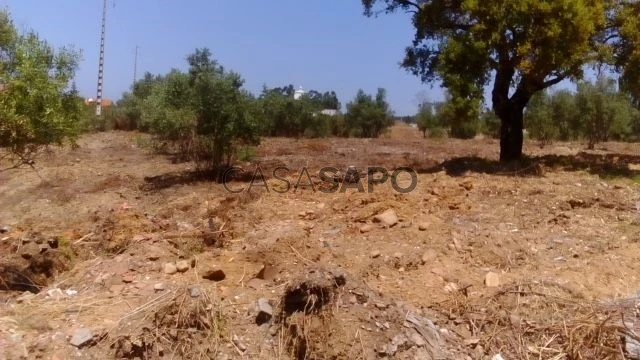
left=293, top=86, right=306, bottom=100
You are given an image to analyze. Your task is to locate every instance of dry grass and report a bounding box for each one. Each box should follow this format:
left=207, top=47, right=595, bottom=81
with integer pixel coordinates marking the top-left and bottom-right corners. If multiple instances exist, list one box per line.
left=440, top=280, right=639, bottom=360
left=107, top=286, right=226, bottom=359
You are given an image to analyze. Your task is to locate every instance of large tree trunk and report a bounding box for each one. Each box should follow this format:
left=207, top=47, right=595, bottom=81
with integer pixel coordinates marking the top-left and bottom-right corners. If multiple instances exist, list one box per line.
left=498, top=105, right=524, bottom=162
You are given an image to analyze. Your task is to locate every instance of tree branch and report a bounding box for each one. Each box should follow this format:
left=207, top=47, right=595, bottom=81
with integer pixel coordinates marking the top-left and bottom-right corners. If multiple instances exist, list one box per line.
left=542, top=76, right=566, bottom=89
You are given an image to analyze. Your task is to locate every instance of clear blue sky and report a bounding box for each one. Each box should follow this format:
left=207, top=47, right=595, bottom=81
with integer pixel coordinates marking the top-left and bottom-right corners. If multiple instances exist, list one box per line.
left=0, top=0, right=453, bottom=116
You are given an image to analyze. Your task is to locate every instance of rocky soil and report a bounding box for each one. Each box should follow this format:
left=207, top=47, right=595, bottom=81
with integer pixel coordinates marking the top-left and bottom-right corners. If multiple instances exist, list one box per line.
left=1, top=126, right=640, bottom=359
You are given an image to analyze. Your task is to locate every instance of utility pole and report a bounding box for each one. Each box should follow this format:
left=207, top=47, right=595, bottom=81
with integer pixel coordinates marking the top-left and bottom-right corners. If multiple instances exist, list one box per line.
left=96, top=0, right=107, bottom=117
left=133, top=45, right=139, bottom=88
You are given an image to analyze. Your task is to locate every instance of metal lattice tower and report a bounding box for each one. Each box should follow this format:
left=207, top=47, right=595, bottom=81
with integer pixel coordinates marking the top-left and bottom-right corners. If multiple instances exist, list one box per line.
left=96, top=0, right=107, bottom=117
left=133, top=45, right=139, bottom=87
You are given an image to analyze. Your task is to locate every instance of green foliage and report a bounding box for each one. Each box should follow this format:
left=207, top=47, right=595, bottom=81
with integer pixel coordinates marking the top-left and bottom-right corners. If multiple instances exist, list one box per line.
left=525, top=91, right=558, bottom=147
left=479, top=108, right=501, bottom=139
left=549, top=90, right=580, bottom=141
left=576, top=77, right=637, bottom=148
left=0, top=10, right=82, bottom=169
left=616, top=2, right=640, bottom=108
left=416, top=102, right=438, bottom=138
left=520, top=76, right=638, bottom=147
left=256, top=84, right=342, bottom=138
left=427, top=127, right=447, bottom=139
left=362, top=0, right=639, bottom=160
left=236, top=145, right=257, bottom=162
left=122, top=48, right=259, bottom=169
left=438, top=95, right=481, bottom=139
left=344, top=88, right=394, bottom=138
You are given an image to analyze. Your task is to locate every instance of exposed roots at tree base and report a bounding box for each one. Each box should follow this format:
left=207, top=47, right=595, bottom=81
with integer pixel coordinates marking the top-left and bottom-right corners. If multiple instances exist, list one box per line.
left=276, top=267, right=347, bottom=360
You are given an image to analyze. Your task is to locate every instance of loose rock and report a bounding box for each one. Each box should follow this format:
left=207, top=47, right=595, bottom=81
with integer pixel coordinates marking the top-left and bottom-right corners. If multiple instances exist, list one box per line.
left=485, top=272, right=501, bottom=287
left=232, top=335, right=247, bottom=352
left=373, top=209, right=399, bottom=227
left=359, top=224, right=374, bottom=233
left=421, top=250, right=437, bottom=264
left=418, top=223, right=428, bottom=231
left=256, top=298, right=273, bottom=325
left=163, top=263, right=178, bottom=275
left=153, top=283, right=165, bottom=292
left=370, top=250, right=381, bottom=259
left=176, top=260, right=190, bottom=273
left=188, top=286, right=201, bottom=298
left=202, top=269, right=226, bottom=281
left=69, top=328, right=93, bottom=348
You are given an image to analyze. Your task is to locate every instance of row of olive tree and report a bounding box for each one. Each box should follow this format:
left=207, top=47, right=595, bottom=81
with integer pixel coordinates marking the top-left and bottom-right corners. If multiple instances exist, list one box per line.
left=117, top=48, right=260, bottom=170
left=120, top=71, right=395, bottom=141
left=525, top=77, right=640, bottom=148
left=415, top=77, right=640, bottom=148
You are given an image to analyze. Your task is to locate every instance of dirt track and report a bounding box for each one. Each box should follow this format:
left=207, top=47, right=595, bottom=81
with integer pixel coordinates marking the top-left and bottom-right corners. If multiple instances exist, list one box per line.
left=1, top=125, right=639, bottom=359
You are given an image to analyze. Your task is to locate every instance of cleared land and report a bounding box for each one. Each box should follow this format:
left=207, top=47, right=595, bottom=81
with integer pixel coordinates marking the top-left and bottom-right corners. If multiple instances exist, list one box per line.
left=1, top=123, right=640, bottom=359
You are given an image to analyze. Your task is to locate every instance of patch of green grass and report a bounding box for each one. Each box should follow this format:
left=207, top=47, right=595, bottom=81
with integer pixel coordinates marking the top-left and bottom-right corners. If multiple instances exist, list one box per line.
left=58, top=236, right=76, bottom=262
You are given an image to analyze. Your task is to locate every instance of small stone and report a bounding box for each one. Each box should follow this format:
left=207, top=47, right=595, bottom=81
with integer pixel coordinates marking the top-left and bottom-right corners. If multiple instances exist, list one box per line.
left=0, top=225, right=11, bottom=233
left=232, top=335, right=247, bottom=352
left=491, top=354, right=505, bottom=360
left=147, top=254, right=160, bottom=261
left=373, top=209, right=399, bottom=227
left=176, top=260, right=190, bottom=273
left=464, top=338, right=480, bottom=346
left=153, top=283, right=165, bottom=291
left=409, top=330, right=426, bottom=347
left=163, top=263, right=178, bottom=275
left=246, top=278, right=266, bottom=290
left=269, top=325, right=279, bottom=336
left=69, top=328, right=93, bottom=348
left=370, top=250, right=381, bottom=259
left=121, top=274, right=135, bottom=283
left=359, top=224, right=374, bottom=233
left=258, top=298, right=273, bottom=315
left=47, top=238, right=59, bottom=249
left=485, top=272, right=501, bottom=287
left=256, top=264, right=278, bottom=281
left=444, top=282, right=459, bottom=293
left=202, top=269, right=226, bottom=281
left=418, top=223, right=428, bottom=231
left=188, top=286, right=201, bottom=298
left=393, top=252, right=403, bottom=259
left=256, top=298, right=273, bottom=325
left=421, top=250, right=436, bottom=264
left=375, top=302, right=388, bottom=309
left=47, top=288, right=65, bottom=300
left=298, top=211, right=307, bottom=218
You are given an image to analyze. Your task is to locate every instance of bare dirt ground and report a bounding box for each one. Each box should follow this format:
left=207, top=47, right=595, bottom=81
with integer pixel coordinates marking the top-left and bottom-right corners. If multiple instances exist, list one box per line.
left=1, top=123, right=639, bottom=360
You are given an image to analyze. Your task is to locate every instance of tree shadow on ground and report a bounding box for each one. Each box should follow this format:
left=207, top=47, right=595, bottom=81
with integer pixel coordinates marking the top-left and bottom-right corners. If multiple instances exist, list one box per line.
left=140, top=166, right=258, bottom=191
left=420, top=151, right=640, bottom=180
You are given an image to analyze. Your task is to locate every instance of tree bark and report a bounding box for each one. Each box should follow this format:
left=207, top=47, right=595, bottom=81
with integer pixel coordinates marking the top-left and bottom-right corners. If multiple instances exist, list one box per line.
left=492, top=69, right=530, bottom=163
left=498, top=105, right=524, bottom=162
